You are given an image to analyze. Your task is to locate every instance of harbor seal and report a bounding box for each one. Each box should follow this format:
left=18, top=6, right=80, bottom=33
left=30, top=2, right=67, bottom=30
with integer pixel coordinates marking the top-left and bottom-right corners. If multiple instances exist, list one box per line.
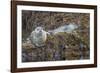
left=28, top=24, right=78, bottom=47
left=29, top=27, right=47, bottom=47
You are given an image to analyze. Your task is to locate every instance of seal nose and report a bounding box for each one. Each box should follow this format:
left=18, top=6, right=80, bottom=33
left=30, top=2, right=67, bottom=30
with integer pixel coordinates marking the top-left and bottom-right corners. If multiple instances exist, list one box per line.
left=39, top=30, right=42, bottom=32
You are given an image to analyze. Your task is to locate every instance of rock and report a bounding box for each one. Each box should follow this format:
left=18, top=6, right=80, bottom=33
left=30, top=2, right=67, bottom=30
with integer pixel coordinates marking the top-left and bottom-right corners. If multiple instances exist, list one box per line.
left=22, top=41, right=35, bottom=49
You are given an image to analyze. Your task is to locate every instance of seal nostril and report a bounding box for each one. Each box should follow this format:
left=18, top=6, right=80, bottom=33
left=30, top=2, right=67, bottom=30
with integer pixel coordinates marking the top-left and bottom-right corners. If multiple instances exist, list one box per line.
left=40, top=30, right=42, bottom=32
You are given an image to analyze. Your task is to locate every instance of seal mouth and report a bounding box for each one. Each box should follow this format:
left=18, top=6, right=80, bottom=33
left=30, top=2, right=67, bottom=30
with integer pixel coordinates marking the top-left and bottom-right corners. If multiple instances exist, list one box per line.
left=37, top=31, right=43, bottom=36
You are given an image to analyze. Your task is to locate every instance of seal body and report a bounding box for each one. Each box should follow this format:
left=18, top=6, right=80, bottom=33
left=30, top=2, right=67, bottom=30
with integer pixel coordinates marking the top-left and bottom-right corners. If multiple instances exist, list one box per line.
left=30, top=27, right=47, bottom=47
